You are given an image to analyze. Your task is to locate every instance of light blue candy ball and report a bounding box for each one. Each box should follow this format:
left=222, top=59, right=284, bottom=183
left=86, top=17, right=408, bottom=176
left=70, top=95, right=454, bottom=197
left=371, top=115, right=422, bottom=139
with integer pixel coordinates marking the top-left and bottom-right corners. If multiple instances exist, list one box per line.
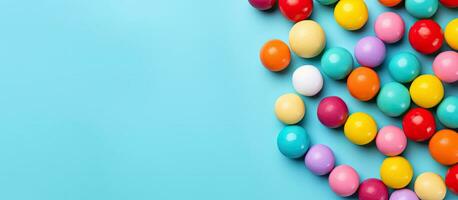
left=321, top=47, right=353, bottom=80
left=377, top=82, right=411, bottom=117
left=315, top=0, right=338, bottom=5
left=388, top=52, right=421, bottom=83
left=437, top=96, right=458, bottom=128
left=277, top=126, right=310, bottom=159
left=405, top=0, right=438, bottom=19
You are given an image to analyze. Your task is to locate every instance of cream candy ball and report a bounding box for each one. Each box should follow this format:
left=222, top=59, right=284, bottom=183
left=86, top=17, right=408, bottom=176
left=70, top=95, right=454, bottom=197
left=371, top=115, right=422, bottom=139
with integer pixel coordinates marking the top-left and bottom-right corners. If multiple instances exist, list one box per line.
left=292, top=65, right=324, bottom=96
left=274, top=93, right=306, bottom=124
left=289, top=20, right=326, bottom=58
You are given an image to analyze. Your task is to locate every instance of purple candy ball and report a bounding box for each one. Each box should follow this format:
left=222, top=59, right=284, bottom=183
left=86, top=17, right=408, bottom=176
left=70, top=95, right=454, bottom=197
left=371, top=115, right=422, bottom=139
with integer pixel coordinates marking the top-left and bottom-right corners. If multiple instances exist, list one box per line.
left=389, top=189, right=419, bottom=200
left=358, top=178, right=389, bottom=200
left=248, top=0, right=276, bottom=10
left=304, top=144, right=335, bottom=175
left=317, top=96, right=349, bottom=128
left=354, top=36, right=386, bottom=68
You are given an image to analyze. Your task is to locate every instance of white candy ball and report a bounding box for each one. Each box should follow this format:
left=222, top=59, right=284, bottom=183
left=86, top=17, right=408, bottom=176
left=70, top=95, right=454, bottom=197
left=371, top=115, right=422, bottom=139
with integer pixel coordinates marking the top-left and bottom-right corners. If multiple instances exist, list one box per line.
left=292, top=65, right=324, bottom=96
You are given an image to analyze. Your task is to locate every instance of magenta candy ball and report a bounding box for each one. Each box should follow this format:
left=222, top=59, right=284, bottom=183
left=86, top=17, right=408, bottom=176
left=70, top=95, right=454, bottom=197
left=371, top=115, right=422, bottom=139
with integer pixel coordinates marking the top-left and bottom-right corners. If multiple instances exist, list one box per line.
left=376, top=126, right=407, bottom=156
left=317, top=96, right=349, bottom=128
left=389, top=189, right=419, bottom=200
left=375, top=12, right=405, bottom=44
left=433, top=51, right=458, bottom=83
left=329, top=165, right=360, bottom=197
left=304, top=144, right=335, bottom=175
left=248, top=0, right=276, bottom=10
left=358, top=178, right=389, bottom=200
left=355, top=36, right=386, bottom=68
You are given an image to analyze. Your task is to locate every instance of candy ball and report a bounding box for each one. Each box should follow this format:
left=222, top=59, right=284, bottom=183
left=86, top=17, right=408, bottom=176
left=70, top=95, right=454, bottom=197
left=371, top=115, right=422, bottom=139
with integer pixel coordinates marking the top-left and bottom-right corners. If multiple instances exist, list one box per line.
left=289, top=20, right=326, bottom=58
left=279, top=0, right=313, bottom=22
left=334, top=0, right=368, bottom=31
left=380, top=156, right=413, bottom=189
left=429, top=129, right=458, bottom=165
left=446, top=165, right=458, bottom=194
left=440, top=0, right=458, bottom=7
left=347, top=67, right=380, bottom=101
left=292, top=65, right=323, bottom=96
left=260, top=39, right=291, bottom=72
left=414, top=172, right=446, bottom=200
left=388, top=52, right=421, bottom=83
left=375, top=12, right=405, bottom=43
left=354, top=36, right=386, bottom=68
left=378, top=0, right=402, bottom=7
left=445, top=19, right=458, bottom=50
left=377, top=82, right=411, bottom=117
left=376, top=126, right=407, bottom=156
left=329, top=165, right=360, bottom=197
left=405, top=0, right=438, bottom=18
left=437, top=96, right=458, bottom=128
left=277, top=126, right=310, bottom=158
left=408, top=20, right=443, bottom=54
left=358, top=178, right=389, bottom=200
left=410, top=74, right=444, bottom=108
left=344, top=112, right=377, bottom=145
left=275, top=93, right=305, bottom=124
left=402, top=108, right=436, bottom=142
left=433, top=51, right=458, bottom=83
left=317, top=96, right=349, bottom=128
left=248, top=0, right=276, bottom=10
left=321, top=47, right=353, bottom=80
left=304, top=144, right=335, bottom=175
left=316, top=0, right=338, bottom=5
left=390, top=189, right=419, bottom=200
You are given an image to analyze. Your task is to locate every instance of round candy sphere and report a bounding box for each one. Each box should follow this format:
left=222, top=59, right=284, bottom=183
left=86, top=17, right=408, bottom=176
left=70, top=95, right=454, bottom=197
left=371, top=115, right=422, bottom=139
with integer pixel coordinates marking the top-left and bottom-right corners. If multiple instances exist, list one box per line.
left=445, top=19, right=458, bottom=50
left=376, top=126, right=407, bottom=156
left=292, top=65, right=323, bottom=96
left=344, top=112, right=377, bottom=145
left=321, top=47, right=353, bottom=80
left=380, top=156, right=413, bottom=189
left=433, top=51, right=458, bottom=83
left=316, top=0, right=338, bottom=5
left=440, top=0, right=458, bottom=7
left=277, top=125, right=310, bottom=158
left=408, top=20, right=443, bottom=54
left=437, top=96, right=458, bottom=128
left=248, top=0, right=276, bottom=10
left=410, top=74, right=444, bottom=108
left=317, top=96, right=349, bottom=128
left=358, top=178, right=389, bottom=200
left=279, top=0, right=313, bottom=22
left=375, top=12, right=405, bottom=43
left=289, top=20, right=326, bottom=58
left=347, top=67, right=380, bottom=101
left=402, top=108, right=436, bottom=142
left=275, top=93, right=305, bottom=124
left=378, top=0, right=402, bottom=7
left=429, top=129, right=458, bottom=165
left=414, top=172, right=446, bottom=200
left=260, top=39, right=291, bottom=72
left=390, top=189, right=419, bottom=200
left=377, top=82, right=411, bottom=117
left=329, top=165, right=360, bottom=197
left=405, top=0, right=438, bottom=18
left=354, top=36, right=386, bottom=68
left=388, top=52, right=421, bottom=83
left=304, top=144, right=335, bottom=175
left=334, top=0, right=368, bottom=31
left=446, top=165, right=458, bottom=194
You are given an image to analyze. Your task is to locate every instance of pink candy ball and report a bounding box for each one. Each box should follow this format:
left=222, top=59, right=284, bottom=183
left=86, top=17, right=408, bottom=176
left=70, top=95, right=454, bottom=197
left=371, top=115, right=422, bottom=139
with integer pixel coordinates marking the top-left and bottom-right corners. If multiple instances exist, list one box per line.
left=317, top=96, right=349, bottom=128
left=376, top=126, right=407, bottom=156
left=375, top=12, right=405, bottom=44
left=329, top=165, right=360, bottom=197
left=248, top=0, right=276, bottom=10
left=433, top=51, right=458, bottom=83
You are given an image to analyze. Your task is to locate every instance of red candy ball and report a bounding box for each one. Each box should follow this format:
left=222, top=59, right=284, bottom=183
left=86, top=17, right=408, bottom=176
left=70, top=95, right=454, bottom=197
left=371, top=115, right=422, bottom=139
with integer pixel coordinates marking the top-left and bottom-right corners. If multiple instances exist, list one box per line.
left=408, top=20, right=443, bottom=55
left=279, top=0, right=313, bottom=22
left=402, top=108, right=436, bottom=142
left=358, top=178, right=389, bottom=200
left=440, top=0, right=458, bottom=8
left=446, top=165, right=458, bottom=194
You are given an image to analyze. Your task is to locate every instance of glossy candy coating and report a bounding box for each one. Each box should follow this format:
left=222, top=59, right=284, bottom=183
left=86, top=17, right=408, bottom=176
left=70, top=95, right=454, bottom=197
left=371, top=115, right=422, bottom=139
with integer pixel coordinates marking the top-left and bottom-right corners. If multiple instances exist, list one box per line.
left=388, top=52, right=421, bottom=83
left=405, top=0, right=438, bottom=18
left=409, top=74, right=444, bottom=108
left=355, top=36, right=386, bottom=68
left=429, top=129, right=458, bottom=166
left=275, top=93, right=305, bottom=124
left=375, top=12, right=405, bottom=43
left=358, top=178, right=389, bottom=200
left=440, top=0, right=458, bottom=7
left=279, top=0, right=313, bottom=22
left=316, top=0, right=338, bottom=5
left=304, top=144, right=335, bottom=175
left=377, top=82, right=411, bottom=117
left=277, top=126, right=310, bottom=158
left=408, top=20, right=443, bottom=54
left=376, top=126, right=407, bottom=156
left=402, top=108, right=436, bottom=142
left=414, top=172, right=446, bottom=200
left=321, top=47, right=353, bottom=80
left=334, top=0, right=368, bottom=31
left=433, top=51, right=458, bottom=83
left=329, top=165, right=360, bottom=197
left=344, top=112, right=377, bottom=145
left=248, top=0, right=276, bottom=10
left=445, top=18, right=458, bottom=50
left=389, top=189, right=419, bottom=200
left=289, top=20, right=326, bottom=58
left=260, top=39, right=291, bottom=72
left=317, top=96, right=349, bottom=128
left=292, top=65, right=323, bottom=96
left=347, top=67, right=380, bottom=101
left=378, top=0, right=402, bottom=7
left=446, top=165, right=458, bottom=194
left=380, top=156, right=413, bottom=189
left=437, top=96, right=458, bottom=128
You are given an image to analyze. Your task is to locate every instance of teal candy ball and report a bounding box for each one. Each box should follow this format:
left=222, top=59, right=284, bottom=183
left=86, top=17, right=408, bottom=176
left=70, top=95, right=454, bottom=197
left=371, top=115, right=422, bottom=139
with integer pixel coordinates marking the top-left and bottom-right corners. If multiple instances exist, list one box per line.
left=377, top=82, right=411, bottom=117
left=388, top=52, right=421, bottom=83
left=277, top=126, right=310, bottom=158
left=437, top=96, right=458, bottom=128
left=405, top=0, right=438, bottom=18
left=321, top=47, right=353, bottom=80
left=316, top=0, right=338, bottom=5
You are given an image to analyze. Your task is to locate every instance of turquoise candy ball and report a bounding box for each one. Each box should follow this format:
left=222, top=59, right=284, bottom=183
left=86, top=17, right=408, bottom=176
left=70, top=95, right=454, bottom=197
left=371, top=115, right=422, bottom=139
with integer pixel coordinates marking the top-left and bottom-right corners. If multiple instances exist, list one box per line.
left=388, top=52, right=421, bottom=83
left=277, top=125, right=310, bottom=158
left=377, top=82, right=411, bottom=117
left=321, top=47, right=353, bottom=80
left=316, top=0, right=338, bottom=5
left=437, top=96, right=458, bottom=128
left=405, top=0, right=438, bottom=18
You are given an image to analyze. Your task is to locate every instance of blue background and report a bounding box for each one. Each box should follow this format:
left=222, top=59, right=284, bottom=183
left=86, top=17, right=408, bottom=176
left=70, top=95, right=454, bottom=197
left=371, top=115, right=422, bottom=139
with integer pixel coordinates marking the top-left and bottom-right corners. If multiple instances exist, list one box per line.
left=0, top=0, right=456, bottom=199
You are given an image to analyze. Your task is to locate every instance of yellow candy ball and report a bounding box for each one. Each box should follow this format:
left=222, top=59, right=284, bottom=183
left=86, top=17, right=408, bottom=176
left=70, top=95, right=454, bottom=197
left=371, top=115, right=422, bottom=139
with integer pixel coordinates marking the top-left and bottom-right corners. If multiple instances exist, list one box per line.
left=414, top=172, right=446, bottom=200
left=445, top=18, right=458, bottom=50
left=380, top=156, right=413, bottom=189
left=274, top=93, right=305, bottom=124
left=334, top=0, right=369, bottom=31
left=344, top=112, right=377, bottom=145
left=289, top=20, right=326, bottom=58
left=409, top=74, right=444, bottom=108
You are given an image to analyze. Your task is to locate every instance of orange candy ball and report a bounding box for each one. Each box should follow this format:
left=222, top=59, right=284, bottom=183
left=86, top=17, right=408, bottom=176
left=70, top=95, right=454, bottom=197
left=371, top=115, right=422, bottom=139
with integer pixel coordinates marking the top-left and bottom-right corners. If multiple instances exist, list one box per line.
left=429, top=129, right=458, bottom=166
left=347, top=67, right=380, bottom=101
left=378, top=0, right=402, bottom=7
left=260, top=39, right=291, bottom=72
